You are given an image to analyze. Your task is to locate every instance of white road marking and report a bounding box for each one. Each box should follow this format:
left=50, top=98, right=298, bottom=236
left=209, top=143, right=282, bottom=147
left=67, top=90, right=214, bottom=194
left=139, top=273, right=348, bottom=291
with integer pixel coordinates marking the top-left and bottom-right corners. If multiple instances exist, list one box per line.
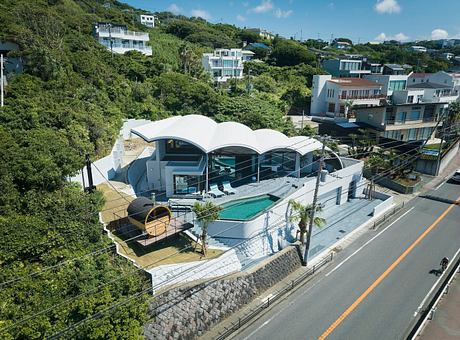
left=434, top=181, right=445, bottom=191
left=413, top=246, right=460, bottom=316
left=325, top=207, right=416, bottom=277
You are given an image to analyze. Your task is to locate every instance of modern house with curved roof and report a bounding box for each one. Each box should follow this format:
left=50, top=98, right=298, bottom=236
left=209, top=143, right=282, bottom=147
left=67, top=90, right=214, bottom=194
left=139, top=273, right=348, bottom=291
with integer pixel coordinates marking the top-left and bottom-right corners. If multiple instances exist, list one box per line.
left=131, top=115, right=345, bottom=198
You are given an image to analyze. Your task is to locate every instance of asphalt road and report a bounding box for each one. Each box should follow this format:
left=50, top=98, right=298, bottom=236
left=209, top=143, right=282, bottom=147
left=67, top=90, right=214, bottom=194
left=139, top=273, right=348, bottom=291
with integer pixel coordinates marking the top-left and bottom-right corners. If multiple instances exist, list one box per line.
left=235, top=180, right=460, bottom=340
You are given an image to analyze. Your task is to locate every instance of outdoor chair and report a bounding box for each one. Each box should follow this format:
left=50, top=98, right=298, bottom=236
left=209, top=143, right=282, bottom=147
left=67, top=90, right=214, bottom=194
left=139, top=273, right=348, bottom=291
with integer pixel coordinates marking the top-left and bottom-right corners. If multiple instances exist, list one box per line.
left=222, top=181, right=236, bottom=195
left=208, top=183, right=225, bottom=198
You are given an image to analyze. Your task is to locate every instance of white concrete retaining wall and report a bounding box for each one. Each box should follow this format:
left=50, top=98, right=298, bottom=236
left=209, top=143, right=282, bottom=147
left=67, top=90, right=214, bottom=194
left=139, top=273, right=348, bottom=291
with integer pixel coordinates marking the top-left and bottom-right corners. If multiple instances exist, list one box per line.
left=70, top=136, right=124, bottom=187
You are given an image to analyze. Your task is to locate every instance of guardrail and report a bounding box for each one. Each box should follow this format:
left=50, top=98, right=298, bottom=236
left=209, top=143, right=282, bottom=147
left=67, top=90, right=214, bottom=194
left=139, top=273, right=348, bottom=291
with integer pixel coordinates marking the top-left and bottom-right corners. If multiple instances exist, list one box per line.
left=404, top=253, right=460, bottom=340
left=369, top=201, right=405, bottom=230
left=215, top=252, right=334, bottom=340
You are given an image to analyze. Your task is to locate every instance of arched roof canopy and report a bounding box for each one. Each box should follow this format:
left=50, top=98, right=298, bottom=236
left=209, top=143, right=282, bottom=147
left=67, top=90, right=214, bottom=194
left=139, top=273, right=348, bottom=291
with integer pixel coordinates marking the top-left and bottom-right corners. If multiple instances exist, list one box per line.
left=131, top=115, right=325, bottom=156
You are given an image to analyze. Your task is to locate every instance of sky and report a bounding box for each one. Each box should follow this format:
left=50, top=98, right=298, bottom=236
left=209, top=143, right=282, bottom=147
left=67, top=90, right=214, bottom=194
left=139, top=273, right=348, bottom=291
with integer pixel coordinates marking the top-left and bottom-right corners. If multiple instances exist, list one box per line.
left=122, top=0, right=460, bottom=43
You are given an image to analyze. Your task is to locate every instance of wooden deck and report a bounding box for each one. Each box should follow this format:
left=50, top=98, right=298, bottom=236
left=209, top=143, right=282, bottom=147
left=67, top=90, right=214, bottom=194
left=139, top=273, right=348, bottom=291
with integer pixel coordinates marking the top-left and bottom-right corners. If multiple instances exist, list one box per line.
left=135, top=217, right=194, bottom=247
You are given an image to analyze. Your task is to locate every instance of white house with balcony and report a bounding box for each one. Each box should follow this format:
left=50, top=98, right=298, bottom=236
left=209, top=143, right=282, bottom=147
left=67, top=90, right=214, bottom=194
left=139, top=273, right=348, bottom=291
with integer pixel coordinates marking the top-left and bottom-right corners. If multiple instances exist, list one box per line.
left=202, top=49, right=246, bottom=82
left=392, top=82, right=459, bottom=105
left=311, top=75, right=384, bottom=119
left=139, top=14, right=156, bottom=28
left=93, top=22, right=152, bottom=56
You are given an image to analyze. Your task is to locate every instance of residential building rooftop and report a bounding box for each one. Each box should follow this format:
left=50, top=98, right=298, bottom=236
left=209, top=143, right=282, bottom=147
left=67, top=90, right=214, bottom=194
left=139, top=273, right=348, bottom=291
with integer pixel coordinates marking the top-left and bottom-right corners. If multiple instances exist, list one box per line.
left=328, top=77, right=382, bottom=87
left=407, top=82, right=452, bottom=89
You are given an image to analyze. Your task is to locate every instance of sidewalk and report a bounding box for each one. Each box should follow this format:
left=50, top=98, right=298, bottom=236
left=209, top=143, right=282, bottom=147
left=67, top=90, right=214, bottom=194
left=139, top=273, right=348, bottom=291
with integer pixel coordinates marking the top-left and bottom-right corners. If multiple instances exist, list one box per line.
left=419, top=272, right=460, bottom=340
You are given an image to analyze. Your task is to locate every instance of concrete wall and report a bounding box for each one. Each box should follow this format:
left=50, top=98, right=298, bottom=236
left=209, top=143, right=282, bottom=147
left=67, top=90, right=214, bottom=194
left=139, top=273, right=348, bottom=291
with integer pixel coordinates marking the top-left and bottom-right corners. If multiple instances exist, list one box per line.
left=143, top=245, right=302, bottom=340
left=311, top=75, right=332, bottom=115
left=69, top=137, right=124, bottom=187
left=121, top=118, right=150, bottom=140
left=416, top=140, right=460, bottom=175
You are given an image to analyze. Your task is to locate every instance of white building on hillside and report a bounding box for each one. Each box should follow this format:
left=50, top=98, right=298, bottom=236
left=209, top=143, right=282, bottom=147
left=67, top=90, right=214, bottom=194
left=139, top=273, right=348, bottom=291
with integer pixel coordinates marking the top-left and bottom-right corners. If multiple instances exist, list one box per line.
left=93, top=22, right=152, bottom=56
left=246, top=28, right=275, bottom=40
left=363, top=74, right=409, bottom=98
left=139, top=14, right=156, bottom=28
left=311, top=75, right=384, bottom=119
left=202, top=49, right=247, bottom=82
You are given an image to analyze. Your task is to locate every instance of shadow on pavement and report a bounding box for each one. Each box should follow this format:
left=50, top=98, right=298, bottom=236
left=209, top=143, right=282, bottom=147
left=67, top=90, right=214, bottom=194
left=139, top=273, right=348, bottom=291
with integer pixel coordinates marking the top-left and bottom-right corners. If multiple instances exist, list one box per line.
left=419, top=194, right=460, bottom=206
left=429, top=268, right=443, bottom=277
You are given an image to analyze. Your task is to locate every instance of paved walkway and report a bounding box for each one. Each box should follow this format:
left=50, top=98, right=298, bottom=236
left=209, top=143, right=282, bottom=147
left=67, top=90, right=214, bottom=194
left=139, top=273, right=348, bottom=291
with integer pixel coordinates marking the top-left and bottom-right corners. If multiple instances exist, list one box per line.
left=420, top=271, right=460, bottom=339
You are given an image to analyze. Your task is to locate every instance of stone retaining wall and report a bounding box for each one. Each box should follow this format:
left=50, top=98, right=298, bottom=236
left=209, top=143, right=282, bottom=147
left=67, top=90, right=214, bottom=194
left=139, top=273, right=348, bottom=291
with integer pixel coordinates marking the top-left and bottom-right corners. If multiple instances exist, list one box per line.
left=144, top=245, right=302, bottom=339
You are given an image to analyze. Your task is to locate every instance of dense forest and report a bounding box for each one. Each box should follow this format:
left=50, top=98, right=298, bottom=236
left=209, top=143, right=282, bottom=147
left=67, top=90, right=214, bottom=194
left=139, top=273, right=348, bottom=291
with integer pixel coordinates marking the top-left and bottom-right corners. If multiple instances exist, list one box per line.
left=0, top=0, right=456, bottom=338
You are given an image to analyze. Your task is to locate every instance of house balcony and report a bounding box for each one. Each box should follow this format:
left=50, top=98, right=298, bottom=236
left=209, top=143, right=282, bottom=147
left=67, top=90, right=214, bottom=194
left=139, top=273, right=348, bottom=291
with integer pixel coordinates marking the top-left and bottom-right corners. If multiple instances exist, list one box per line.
left=97, top=28, right=150, bottom=41
left=340, top=94, right=386, bottom=100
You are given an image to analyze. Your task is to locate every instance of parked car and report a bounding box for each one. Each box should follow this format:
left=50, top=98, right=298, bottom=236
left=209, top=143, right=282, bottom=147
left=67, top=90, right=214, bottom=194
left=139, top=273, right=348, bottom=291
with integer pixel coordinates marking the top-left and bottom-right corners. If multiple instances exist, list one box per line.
left=452, top=169, right=460, bottom=183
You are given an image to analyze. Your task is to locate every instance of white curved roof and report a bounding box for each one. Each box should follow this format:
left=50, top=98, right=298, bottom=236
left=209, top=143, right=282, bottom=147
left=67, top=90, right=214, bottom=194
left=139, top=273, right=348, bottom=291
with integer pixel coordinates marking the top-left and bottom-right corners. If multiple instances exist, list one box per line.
left=131, top=115, right=323, bottom=155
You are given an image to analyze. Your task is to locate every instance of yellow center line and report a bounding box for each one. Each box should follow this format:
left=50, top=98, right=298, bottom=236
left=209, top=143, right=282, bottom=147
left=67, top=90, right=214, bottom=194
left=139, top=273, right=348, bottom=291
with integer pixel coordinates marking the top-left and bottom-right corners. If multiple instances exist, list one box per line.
left=318, top=194, right=460, bottom=340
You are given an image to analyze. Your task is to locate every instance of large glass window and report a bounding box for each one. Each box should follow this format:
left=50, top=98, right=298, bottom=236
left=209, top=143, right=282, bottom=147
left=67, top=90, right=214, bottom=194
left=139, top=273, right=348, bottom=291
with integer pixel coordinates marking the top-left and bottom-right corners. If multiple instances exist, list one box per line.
left=223, top=60, right=234, bottom=68
left=166, top=140, right=200, bottom=154
left=389, top=80, right=406, bottom=91
left=396, top=111, right=407, bottom=123
left=408, top=111, right=421, bottom=121
left=173, top=175, right=201, bottom=195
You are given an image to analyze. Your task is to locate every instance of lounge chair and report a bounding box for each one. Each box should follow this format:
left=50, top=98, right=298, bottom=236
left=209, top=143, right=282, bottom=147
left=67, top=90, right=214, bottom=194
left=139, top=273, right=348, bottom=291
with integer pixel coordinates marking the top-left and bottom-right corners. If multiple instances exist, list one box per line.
left=222, top=181, right=236, bottom=195
left=208, top=183, right=225, bottom=198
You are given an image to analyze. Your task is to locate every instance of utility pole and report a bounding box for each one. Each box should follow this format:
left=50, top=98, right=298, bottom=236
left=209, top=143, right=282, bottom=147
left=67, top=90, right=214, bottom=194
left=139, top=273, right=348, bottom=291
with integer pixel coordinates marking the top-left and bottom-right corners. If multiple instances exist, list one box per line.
left=303, top=136, right=326, bottom=266
left=301, top=109, right=305, bottom=129
left=435, top=116, right=447, bottom=176
left=85, top=154, right=96, bottom=193
left=1, top=54, right=4, bottom=107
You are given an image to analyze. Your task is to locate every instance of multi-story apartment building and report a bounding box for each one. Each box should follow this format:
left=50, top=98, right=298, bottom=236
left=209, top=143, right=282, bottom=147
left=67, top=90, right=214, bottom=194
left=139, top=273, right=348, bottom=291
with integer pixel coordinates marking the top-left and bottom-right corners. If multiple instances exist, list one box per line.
left=322, top=57, right=371, bottom=78
left=408, top=71, right=460, bottom=92
left=392, top=82, right=459, bottom=105
left=93, top=22, right=152, bottom=56
left=355, top=102, right=448, bottom=142
left=246, top=28, right=275, bottom=40
left=311, top=75, right=384, bottom=119
left=202, top=49, right=248, bottom=82
left=363, top=74, right=409, bottom=98
left=139, top=14, right=156, bottom=28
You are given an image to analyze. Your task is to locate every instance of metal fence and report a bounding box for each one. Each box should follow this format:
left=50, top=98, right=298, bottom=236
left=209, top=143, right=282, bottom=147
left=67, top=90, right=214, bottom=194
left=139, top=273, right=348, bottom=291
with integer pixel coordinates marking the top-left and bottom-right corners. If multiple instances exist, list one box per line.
left=370, top=201, right=405, bottom=230
left=216, top=252, right=334, bottom=340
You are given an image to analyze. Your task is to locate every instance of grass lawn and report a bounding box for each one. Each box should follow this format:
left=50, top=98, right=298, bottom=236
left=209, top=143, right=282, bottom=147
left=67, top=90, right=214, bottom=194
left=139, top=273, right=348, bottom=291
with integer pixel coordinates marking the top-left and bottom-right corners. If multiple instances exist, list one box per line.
left=98, top=183, right=224, bottom=268
left=113, top=232, right=223, bottom=268
left=423, top=143, right=441, bottom=150
left=97, top=183, right=134, bottom=223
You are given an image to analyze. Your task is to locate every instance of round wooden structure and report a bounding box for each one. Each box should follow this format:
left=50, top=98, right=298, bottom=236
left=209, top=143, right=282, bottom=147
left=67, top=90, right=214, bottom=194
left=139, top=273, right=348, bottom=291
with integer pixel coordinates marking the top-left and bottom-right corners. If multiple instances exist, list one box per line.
left=127, top=197, right=171, bottom=238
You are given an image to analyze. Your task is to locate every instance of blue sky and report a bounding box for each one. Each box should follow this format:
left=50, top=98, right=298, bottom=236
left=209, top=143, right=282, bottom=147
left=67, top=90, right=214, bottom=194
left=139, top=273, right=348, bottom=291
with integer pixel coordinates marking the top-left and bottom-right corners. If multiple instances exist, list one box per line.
left=122, top=0, right=460, bottom=43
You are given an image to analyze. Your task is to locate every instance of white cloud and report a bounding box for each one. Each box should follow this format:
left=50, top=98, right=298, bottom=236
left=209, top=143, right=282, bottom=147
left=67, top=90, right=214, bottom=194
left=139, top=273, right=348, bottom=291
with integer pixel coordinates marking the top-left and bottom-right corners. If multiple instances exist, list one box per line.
left=167, top=3, right=182, bottom=14
left=191, top=9, right=211, bottom=20
left=375, top=0, right=401, bottom=14
left=431, top=28, right=449, bottom=40
left=236, top=14, right=246, bottom=22
left=250, top=0, right=274, bottom=13
left=274, top=8, right=293, bottom=18
left=375, top=32, right=409, bottom=41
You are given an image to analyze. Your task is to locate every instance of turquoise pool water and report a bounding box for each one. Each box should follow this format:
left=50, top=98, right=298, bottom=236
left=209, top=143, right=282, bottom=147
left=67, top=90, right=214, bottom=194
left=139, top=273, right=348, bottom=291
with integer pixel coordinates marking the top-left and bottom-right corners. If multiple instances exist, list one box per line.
left=219, top=194, right=280, bottom=221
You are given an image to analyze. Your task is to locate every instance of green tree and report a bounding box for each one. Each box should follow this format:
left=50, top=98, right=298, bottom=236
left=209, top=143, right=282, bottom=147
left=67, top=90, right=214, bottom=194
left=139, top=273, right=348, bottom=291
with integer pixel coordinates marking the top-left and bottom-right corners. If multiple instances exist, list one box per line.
left=270, top=40, right=315, bottom=66
left=288, top=200, right=325, bottom=256
left=192, top=202, right=222, bottom=257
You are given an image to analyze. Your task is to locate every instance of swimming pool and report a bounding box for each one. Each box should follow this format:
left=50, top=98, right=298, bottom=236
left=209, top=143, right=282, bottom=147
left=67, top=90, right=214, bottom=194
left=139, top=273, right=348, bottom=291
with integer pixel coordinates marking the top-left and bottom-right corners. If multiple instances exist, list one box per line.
left=219, top=194, right=280, bottom=221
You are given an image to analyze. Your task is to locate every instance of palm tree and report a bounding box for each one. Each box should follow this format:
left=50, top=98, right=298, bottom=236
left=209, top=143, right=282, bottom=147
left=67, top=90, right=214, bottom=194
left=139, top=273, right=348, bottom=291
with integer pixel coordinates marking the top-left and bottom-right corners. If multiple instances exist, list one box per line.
left=288, top=200, right=325, bottom=255
left=192, top=202, right=222, bottom=257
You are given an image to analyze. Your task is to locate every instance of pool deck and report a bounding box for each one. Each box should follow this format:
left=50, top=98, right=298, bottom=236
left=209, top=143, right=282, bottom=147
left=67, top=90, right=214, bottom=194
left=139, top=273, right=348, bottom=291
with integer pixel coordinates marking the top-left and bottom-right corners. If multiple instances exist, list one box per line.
left=308, top=197, right=383, bottom=258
